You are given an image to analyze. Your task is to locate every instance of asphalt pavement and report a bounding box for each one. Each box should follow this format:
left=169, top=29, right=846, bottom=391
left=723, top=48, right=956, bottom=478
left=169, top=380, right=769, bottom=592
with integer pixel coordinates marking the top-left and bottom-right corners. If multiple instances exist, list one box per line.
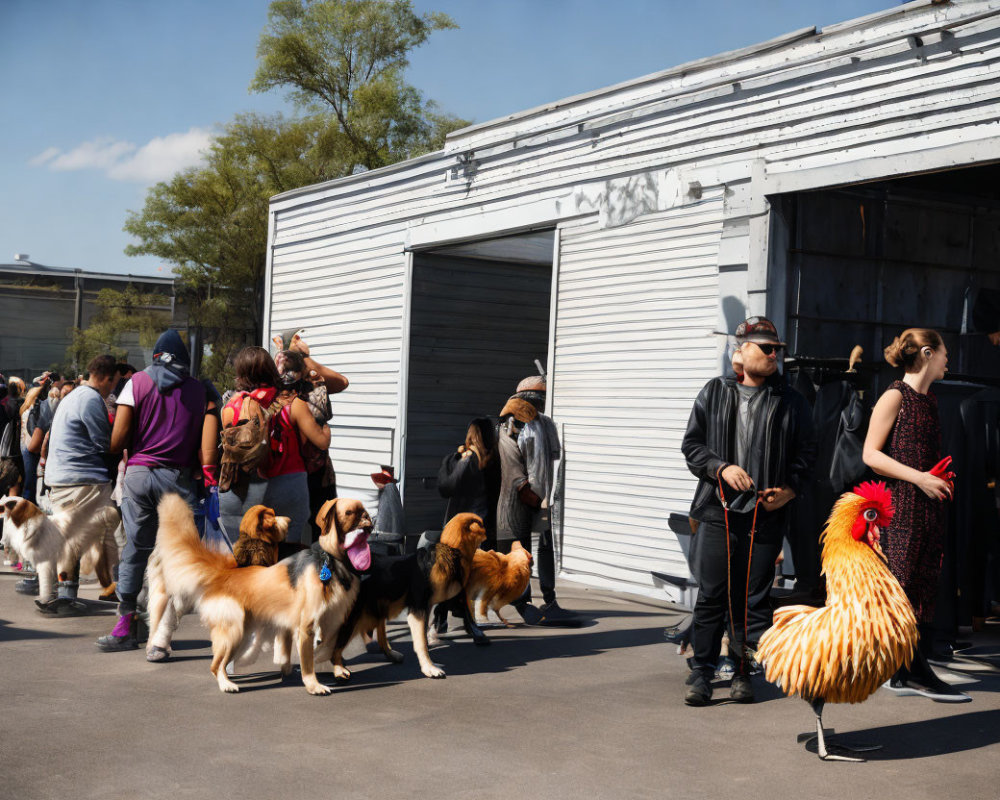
left=2, top=566, right=999, bottom=800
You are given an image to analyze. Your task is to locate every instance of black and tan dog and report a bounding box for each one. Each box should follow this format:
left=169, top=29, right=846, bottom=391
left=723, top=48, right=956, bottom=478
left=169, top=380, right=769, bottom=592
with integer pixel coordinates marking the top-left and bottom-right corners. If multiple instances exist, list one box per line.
left=315, top=512, right=487, bottom=680
left=150, top=494, right=371, bottom=694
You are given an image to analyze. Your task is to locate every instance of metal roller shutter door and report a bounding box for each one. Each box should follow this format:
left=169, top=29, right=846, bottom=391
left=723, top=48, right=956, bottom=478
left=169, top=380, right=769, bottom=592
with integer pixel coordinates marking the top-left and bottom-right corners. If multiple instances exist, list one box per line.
left=552, top=194, right=724, bottom=597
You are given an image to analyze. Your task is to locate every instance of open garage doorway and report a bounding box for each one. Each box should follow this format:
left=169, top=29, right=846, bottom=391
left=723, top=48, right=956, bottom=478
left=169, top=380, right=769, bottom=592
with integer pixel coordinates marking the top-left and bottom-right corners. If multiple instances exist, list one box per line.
left=771, top=162, right=1000, bottom=626
left=402, top=230, right=555, bottom=540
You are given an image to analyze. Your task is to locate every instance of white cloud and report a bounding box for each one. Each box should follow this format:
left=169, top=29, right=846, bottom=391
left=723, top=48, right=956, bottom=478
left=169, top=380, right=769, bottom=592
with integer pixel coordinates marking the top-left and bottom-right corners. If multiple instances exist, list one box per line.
left=28, top=127, right=213, bottom=183
left=108, top=128, right=214, bottom=182
left=28, top=146, right=61, bottom=167
left=48, top=137, right=137, bottom=172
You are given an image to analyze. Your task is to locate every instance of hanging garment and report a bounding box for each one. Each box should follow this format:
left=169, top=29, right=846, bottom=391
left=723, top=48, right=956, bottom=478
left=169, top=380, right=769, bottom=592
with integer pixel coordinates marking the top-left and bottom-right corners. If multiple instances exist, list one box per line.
left=829, top=389, right=868, bottom=494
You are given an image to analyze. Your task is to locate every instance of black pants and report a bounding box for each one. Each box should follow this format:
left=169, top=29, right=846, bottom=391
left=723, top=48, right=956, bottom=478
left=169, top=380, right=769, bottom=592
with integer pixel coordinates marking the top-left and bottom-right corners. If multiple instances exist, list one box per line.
left=690, top=515, right=782, bottom=674
left=499, top=508, right=556, bottom=606
left=305, top=468, right=337, bottom=545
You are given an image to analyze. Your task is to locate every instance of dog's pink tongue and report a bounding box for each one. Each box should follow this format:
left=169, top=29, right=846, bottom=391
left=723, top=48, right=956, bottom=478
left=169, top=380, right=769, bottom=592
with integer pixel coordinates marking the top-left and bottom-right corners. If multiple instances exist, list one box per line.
left=344, top=529, right=371, bottom=571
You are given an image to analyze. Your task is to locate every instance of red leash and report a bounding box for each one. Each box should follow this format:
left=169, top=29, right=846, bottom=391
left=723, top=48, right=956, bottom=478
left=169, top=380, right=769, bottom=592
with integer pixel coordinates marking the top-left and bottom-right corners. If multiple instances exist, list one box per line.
left=716, top=467, right=762, bottom=664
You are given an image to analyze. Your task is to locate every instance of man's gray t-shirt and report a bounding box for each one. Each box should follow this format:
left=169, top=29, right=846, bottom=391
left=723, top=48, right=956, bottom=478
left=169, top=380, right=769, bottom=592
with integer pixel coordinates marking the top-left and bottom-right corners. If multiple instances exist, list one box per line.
left=735, top=382, right=764, bottom=471
left=45, top=386, right=111, bottom=486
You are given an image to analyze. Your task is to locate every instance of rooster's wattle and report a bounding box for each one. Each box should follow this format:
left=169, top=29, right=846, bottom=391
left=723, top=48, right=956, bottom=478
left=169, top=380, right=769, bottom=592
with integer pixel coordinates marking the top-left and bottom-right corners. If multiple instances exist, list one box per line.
left=755, top=481, right=918, bottom=761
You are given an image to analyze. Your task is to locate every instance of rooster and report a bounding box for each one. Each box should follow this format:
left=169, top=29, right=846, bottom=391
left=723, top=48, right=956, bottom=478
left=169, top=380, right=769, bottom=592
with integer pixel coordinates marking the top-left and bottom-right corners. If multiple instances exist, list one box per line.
left=755, top=481, right=918, bottom=762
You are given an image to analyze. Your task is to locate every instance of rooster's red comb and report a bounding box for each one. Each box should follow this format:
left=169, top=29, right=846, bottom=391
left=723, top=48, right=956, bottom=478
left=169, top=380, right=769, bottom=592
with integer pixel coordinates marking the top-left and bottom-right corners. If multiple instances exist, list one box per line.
left=853, top=480, right=892, bottom=507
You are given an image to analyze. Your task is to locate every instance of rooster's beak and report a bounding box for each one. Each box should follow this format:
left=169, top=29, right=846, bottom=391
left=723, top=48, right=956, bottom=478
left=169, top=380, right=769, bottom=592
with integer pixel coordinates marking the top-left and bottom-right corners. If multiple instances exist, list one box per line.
left=867, top=524, right=884, bottom=556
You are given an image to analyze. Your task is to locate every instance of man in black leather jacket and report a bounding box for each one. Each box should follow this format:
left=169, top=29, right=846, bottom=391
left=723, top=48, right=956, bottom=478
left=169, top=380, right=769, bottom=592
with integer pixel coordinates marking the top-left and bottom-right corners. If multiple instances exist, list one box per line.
left=680, top=317, right=816, bottom=706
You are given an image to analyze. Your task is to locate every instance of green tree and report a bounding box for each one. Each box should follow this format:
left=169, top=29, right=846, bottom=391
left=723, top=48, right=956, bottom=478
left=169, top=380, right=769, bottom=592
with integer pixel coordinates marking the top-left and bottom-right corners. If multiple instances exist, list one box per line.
left=121, top=0, right=468, bottom=384
left=125, top=113, right=348, bottom=383
left=251, top=0, right=468, bottom=169
left=68, top=285, right=172, bottom=370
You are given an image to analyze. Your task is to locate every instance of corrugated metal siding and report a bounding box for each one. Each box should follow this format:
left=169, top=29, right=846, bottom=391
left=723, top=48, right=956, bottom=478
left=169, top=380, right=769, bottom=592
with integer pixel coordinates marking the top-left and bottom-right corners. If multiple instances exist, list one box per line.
left=268, top=222, right=408, bottom=510
left=404, top=253, right=551, bottom=536
left=552, top=197, right=724, bottom=597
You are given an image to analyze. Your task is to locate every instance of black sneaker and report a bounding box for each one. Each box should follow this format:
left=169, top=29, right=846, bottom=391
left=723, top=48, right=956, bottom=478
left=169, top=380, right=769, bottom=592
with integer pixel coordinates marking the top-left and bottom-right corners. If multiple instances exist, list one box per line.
left=883, top=676, right=971, bottom=703
left=14, top=577, right=39, bottom=596
left=515, top=602, right=544, bottom=626
left=146, top=645, right=170, bottom=663
left=685, top=670, right=713, bottom=706
left=35, top=597, right=88, bottom=617
left=537, top=601, right=585, bottom=628
left=730, top=674, right=754, bottom=703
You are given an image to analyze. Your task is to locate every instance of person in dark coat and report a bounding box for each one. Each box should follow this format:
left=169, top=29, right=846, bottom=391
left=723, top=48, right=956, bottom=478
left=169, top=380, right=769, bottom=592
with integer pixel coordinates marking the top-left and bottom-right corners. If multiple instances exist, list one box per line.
left=438, top=417, right=501, bottom=543
left=681, top=316, right=816, bottom=706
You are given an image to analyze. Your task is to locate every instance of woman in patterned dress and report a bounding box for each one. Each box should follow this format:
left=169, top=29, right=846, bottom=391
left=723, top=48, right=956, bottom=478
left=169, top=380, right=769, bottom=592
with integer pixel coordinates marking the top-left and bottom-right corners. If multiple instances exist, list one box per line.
left=863, top=328, right=969, bottom=701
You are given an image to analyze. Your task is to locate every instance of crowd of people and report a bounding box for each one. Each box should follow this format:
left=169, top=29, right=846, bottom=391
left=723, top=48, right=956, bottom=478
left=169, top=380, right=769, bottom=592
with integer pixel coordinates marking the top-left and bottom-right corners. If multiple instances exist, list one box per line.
left=0, top=329, right=349, bottom=653
left=0, top=327, right=577, bottom=661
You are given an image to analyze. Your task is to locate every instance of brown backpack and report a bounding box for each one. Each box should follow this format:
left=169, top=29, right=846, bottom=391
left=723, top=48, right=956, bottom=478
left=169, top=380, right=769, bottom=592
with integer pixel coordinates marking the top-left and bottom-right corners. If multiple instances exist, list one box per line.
left=218, top=393, right=287, bottom=494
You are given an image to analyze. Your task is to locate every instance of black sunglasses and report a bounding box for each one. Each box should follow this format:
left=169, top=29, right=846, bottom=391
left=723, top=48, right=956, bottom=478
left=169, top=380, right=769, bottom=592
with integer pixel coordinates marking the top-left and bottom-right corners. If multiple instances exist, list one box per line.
left=752, top=343, right=782, bottom=356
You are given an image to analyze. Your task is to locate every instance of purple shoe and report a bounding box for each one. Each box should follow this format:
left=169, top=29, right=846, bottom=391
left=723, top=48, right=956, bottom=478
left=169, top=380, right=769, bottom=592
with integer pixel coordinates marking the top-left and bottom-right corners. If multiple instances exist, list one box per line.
left=96, top=612, right=139, bottom=652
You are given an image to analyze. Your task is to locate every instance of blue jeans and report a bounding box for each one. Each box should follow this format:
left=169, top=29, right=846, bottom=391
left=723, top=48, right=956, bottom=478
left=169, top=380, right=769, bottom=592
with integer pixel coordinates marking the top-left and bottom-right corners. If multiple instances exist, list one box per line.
left=20, top=447, right=38, bottom=504
left=118, top=465, right=197, bottom=609
left=219, top=472, right=310, bottom=545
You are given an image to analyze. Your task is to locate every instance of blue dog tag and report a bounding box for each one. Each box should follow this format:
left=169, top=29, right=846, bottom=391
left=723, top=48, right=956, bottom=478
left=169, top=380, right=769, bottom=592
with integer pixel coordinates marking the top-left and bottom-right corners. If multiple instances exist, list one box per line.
left=319, top=563, right=332, bottom=582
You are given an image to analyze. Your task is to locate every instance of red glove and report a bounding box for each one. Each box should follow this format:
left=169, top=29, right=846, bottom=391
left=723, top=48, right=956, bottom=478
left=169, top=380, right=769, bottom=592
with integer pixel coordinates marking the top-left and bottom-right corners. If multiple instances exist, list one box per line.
left=202, top=464, right=219, bottom=488
left=518, top=483, right=543, bottom=509
left=929, top=456, right=956, bottom=496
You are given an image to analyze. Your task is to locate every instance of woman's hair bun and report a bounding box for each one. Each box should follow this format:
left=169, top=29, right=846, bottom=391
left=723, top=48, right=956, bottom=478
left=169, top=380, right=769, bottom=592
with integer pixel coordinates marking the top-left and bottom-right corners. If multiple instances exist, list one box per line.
left=883, top=328, right=943, bottom=371
left=883, top=336, right=905, bottom=367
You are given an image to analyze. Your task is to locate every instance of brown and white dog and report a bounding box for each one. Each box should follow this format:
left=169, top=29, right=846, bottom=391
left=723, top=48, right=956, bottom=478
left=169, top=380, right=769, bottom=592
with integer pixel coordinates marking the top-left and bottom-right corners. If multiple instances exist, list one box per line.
left=149, top=494, right=371, bottom=694
left=466, top=541, right=533, bottom=626
left=0, top=495, right=119, bottom=602
left=316, top=512, right=487, bottom=680
left=146, top=504, right=290, bottom=659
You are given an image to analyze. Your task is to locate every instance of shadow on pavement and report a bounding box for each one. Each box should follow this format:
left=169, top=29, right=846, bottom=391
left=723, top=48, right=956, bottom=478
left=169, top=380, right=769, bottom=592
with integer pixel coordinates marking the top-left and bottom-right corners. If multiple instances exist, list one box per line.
left=800, top=708, right=1000, bottom=760
left=0, top=617, right=77, bottom=642
left=400, top=621, right=667, bottom=679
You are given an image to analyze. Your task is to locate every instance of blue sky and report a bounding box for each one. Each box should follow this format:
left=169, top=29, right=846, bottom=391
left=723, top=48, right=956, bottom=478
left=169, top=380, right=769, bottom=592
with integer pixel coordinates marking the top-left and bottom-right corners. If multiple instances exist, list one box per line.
left=0, top=0, right=892, bottom=277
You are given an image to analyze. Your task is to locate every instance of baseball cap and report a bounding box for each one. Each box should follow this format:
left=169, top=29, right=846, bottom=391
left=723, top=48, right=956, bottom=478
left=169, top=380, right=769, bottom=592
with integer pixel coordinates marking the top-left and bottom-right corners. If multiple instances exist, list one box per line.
left=516, top=375, right=545, bottom=393
left=735, top=316, right=786, bottom=347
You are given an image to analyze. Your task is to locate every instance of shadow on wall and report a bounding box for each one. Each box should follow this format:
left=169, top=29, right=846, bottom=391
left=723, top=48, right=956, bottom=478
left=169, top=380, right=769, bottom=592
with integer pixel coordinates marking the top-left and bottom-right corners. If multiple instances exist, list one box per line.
left=718, top=295, right=747, bottom=376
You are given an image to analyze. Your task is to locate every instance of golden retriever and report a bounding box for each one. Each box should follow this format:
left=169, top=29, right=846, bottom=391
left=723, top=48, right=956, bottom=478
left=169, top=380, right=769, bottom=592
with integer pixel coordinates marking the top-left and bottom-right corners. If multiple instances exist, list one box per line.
left=149, top=494, right=370, bottom=694
left=146, top=504, right=290, bottom=660
left=0, top=494, right=119, bottom=603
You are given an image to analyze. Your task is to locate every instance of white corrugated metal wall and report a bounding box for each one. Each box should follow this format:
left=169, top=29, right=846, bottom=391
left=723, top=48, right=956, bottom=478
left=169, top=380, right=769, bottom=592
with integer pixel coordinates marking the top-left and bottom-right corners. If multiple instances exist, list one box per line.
left=268, top=220, right=411, bottom=510
left=551, top=195, right=725, bottom=594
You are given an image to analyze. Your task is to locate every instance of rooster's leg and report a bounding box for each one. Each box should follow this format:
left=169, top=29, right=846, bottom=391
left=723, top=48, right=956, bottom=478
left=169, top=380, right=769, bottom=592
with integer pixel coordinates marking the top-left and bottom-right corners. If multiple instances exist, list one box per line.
left=808, top=699, right=872, bottom=762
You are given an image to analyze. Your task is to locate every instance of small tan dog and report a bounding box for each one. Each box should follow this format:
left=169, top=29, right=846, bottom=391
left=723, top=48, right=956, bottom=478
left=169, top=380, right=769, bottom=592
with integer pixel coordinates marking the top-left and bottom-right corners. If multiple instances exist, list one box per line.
left=466, top=541, right=533, bottom=626
left=232, top=505, right=289, bottom=567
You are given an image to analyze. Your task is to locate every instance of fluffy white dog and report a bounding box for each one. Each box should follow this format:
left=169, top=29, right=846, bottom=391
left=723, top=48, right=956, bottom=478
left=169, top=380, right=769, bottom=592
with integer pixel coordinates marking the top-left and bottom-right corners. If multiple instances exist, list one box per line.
left=1, top=495, right=120, bottom=603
